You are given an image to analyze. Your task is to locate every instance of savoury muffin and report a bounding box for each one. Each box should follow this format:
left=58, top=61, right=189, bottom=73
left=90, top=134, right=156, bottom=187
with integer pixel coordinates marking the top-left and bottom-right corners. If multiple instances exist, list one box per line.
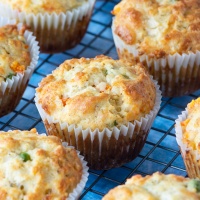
left=176, top=97, right=200, bottom=178
left=0, top=128, right=88, bottom=200
left=103, top=172, right=200, bottom=200
left=0, top=17, right=39, bottom=117
left=0, top=0, right=95, bottom=53
left=112, top=0, right=200, bottom=97
left=35, top=55, right=161, bottom=169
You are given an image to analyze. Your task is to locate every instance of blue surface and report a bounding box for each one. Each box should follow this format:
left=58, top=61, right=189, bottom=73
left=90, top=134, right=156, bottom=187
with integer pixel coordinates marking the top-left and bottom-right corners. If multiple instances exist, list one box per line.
left=82, top=191, right=102, bottom=200
left=92, top=178, right=119, bottom=195
left=137, top=160, right=166, bottom=174
left=148, top=147, right=176, bottom=164
left=104, top=167, right=131, bottom=182
left=152, top=116, right=174, bottom=132
left=92, top=11, right=112, bottom=25
left=160, top=135, right=179, bottom=151
left=0, top=0, right=197, bottom=199
left=9, top=115, right=37, bottom=130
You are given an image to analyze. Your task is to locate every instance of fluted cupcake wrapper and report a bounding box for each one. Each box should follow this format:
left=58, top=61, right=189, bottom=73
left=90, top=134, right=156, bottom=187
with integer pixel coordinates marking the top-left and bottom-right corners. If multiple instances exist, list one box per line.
left=35, top=77, right=161, bottom=170
left=0, top=0, right=95, bottom=53
left=175, top=110, right=200, bottom=178
left=112, top=22, right=200, bottom=97
left=0, top=17, right=39, bottom=117
left=62, top=144, right=89, bottom=200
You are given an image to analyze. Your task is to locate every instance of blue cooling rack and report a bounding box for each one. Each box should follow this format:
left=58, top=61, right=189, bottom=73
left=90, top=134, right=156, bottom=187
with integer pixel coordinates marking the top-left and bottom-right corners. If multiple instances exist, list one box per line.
left=1, top=0, right=200, bottom=199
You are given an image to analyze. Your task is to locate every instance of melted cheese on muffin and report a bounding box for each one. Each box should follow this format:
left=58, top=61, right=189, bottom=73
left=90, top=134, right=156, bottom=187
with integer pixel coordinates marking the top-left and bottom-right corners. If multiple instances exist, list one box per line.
left=103, top=172, right=200, bottom=200
left=0, top=24, right=30, bottom=83
left=181, top=97, right=200, bottom=151
left=112, top=0, right=200, bottom=58
left=0, top=129, right=82, bottom=199
left=36, top=55, right=156, bottom=131
left=0, top=0, right=88, bottom=14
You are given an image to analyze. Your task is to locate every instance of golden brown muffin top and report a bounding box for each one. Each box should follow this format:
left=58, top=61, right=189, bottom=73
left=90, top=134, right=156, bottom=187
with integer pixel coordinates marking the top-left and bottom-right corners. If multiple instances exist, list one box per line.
left=0, top=24, right=30, bottom=83
left=112, top=0, right=200, bottom=58
left=0, top=0, right=88, bottom=14
left=36, top=55, right=156, bottom=131
left=103, top=172, right=200, bottom=200
left=0, top=128, right=83, bottom=200
left=181, top=97, right=200, bottom=152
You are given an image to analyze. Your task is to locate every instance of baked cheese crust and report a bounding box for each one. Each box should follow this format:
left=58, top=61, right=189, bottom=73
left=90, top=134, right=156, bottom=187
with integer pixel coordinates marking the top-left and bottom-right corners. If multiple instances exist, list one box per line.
left=181, top=97, right=200, bottom=151
left=0, top=24, right=30, bottom=83
left=112, top=0, right=200, bottom=58
left=0, top=129, right=82, bottom=200
left=36, top=55, right=156, bottom=131
left=0, top=0, right=88, bottom=14
left=103, top=172, right=200, bottom=200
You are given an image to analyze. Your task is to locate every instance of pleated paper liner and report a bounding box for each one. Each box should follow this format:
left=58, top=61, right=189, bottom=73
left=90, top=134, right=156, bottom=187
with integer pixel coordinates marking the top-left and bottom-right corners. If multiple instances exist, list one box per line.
left=62, top=143, right=89, bottom=200
left=175, top=110, right=200, bottom=179
left=112, top=23, right=200, bottom=97
left=35, top=77, right=162, bottom=170
left=0, top=17, right=39, bottom=117
left=0, top=0, right=95, bottom=53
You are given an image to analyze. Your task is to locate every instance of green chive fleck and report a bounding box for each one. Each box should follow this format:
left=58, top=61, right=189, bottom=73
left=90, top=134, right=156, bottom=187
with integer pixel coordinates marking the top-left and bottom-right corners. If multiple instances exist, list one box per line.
left=113, top=120, right=118, bottom=126
left=6, top=73, right=15, bottom=80
left=19, top=152, right=31, bottom=162
left=122, top=74, right=129, bottom=79
left=188, top=179, right=200, bottom=192
left=103, top=69, right=108, bottom=76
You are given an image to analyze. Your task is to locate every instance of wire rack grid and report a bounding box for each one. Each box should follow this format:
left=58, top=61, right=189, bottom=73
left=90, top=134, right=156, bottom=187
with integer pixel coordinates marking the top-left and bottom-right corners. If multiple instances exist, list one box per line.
left=1, top=0, right=199, bottom=199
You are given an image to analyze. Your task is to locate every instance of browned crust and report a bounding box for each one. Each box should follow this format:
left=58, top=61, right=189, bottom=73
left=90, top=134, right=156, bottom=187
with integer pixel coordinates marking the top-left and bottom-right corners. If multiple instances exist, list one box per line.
left=0, top=129, right=83, bottom=199
left=112, top=0, right=200, bottom=57
left=0, top=0, right=86, bottom=14
left=36, top=55, right=156, bottom=131
left=103, top=172, right=200, bottom=199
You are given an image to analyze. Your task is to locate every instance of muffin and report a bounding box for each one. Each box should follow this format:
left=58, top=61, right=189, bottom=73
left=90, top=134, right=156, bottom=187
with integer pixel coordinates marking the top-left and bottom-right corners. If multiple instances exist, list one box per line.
left=112, top=0, right=200, bottom=97
left=175, top=97, right=200, bottom=178
left=103, top=172, right=200, bottom=200
left=0, top=128, right=88, bottom=200
left=35, top=55, right=161, bottom=169
left=0, top=0, right=95, bottom=53
left=0, top=17, right=39, bottom=117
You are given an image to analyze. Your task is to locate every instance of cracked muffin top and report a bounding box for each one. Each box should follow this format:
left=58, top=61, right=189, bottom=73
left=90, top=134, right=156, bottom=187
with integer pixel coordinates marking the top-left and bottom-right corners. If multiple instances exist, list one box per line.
left=0, top=0, right=88, bottom=14
left=112, top=0, right=200, bottom=58
left=103, top=172, right=200, bottom=200
left=0, top=128, right=83, bottom=200
left=36, top=55, right=156, bottom=131
left=0, top=24, right=30, bottom=83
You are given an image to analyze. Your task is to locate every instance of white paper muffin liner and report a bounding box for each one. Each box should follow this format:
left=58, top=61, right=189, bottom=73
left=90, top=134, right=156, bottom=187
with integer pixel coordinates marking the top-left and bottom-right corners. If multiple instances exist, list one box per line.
left=175, top=109, right=200, bottom=178
left=62, top=143, right=89, bottom=200
left=112, top=22, right=200, bottom=97
left=0, top=0, right=95, bottom=53
left=0, top=17, right=39, bottom=117
left=35, top=76, right=161, bottom=170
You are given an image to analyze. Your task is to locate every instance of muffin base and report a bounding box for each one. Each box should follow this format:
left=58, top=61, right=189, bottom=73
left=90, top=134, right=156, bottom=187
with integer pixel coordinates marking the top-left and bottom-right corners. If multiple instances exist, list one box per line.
left=112, top=22, right=200, bottom=97
left=32, top=13, right=92, bottom=53
left=0, top=0, right=95, bottom=53
left=180, top=149, right=200, bottom=179
left=0, top=85, right=25, bottom=117
left=175, top=110, right=200, bottom=178
left=116, top=48, right=200, bottom=97
left=44, top=120, right=149, bottom=169
left=0, top=18, right=39, bottom=117
left=35, top=77, right=161, bottom=170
